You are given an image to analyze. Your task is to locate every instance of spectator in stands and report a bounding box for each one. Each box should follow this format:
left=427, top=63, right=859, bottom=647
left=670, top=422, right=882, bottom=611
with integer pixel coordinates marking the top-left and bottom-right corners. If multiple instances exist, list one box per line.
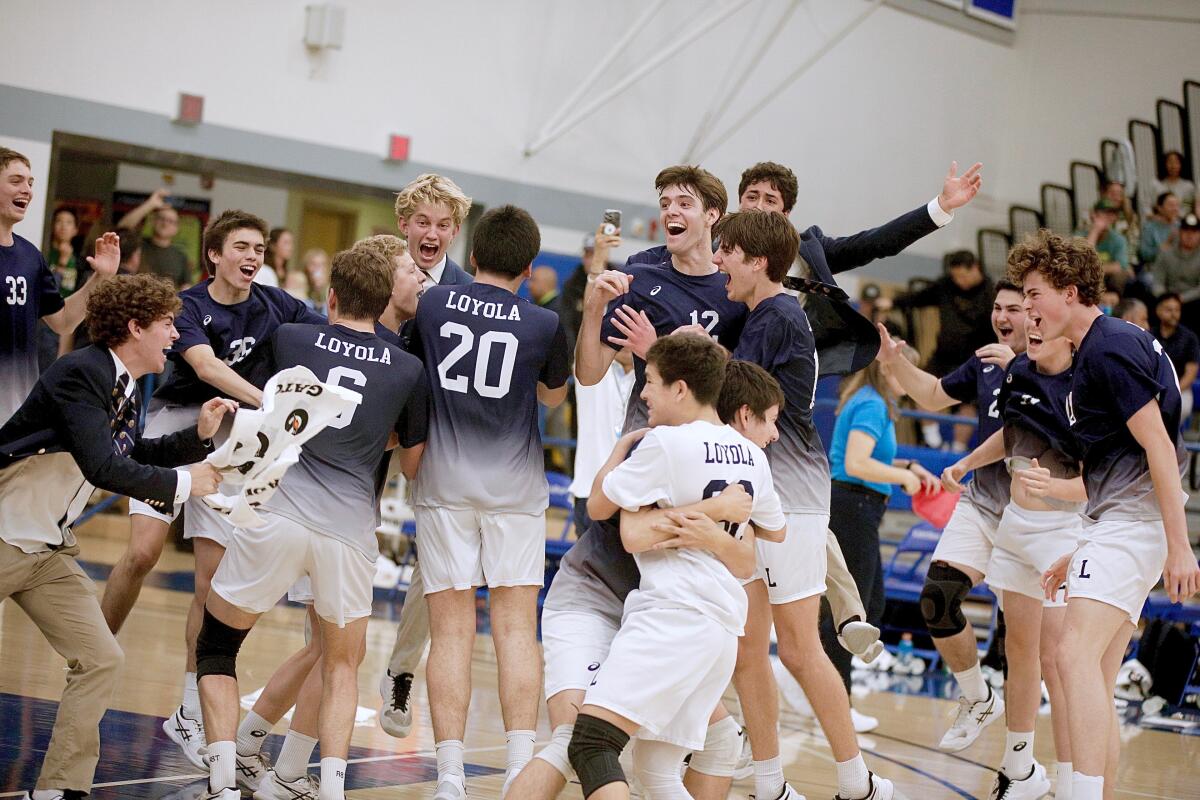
left=256, top=226, right=294, bottom=287
left=822, top=346, right=936, bottom=693
left=116, top=188, right=192, bottom=288
left=301, top=247, right=330, bottom=313
left=560, top=233, right=597, bottom=346
left=1099, top=282, right=1121, bottom=315
left=893, top=250, right=993, bottom=450
left=48, top=207, right=82, bottom=295
left=1079, top=199, right=1132, bottom=285
left=1152, top=214, right=1200, bottom=319
left=1140, top=191, right=1181, bottom=267
left=1154, top=292, right=1199, bottom=420
left=1115, top=297, right=1149, bottom=330
left=529, top=265, right=562, bottom=316
left=1102, top=177, right=1139, bottom=252
left=283, top=269, right=311, bottom=303
left=1154, top=150, right=1195, bottom=214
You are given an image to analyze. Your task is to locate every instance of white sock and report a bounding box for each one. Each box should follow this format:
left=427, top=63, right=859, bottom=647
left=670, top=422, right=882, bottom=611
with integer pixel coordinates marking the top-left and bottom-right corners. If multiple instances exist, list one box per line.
left=1056, top=763, right=1073, bottom=800
left=921, top=420, right=943, bottom=448
left=1072, top=772, right=1103, bottom=800
left=953, top=663, right=988, bottom=703
left=276, top=730, right=318, bottom=782
left=435, top=739, right=466, bottom=782
left=1000, top=730, right=1034, bottom=778
left=236, top=710, right=272, bottom=756
left=835, top=753, right=870, bottom=799
left=318, top=756, right=347, bottom=800
left=506, top=728, right=536, bottom=774
left=182, top=671, right=201, bottom=718
left=752, top=756, right=784, bottom=799
left=206, top=740, right=236, bottom=792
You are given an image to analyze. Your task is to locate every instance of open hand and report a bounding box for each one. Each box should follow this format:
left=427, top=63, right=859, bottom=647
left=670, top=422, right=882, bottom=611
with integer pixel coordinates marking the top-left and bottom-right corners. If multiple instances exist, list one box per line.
left=607, top=305, right=657, bottom=358
left=975, top=343, right=1016, bottom=368
left=875, top=323, right=905, bottom=365
left=86, top=232, right=121, bottom=277
left=937, top=161, right=983, bottom=212
left=197, top=397, right=238, bottom=440
left=1014, top=457, right=1053, bottom=498
left=1042, top=552, right=1072, bottom=601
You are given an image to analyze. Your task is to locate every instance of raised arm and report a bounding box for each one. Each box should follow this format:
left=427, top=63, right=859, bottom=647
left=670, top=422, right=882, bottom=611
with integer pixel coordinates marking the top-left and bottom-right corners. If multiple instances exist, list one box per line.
left=42, top=233, right=121, bottom=335
left=116, top=187, right=169, bottom=231
left=874, top=323, right=957, bottom=410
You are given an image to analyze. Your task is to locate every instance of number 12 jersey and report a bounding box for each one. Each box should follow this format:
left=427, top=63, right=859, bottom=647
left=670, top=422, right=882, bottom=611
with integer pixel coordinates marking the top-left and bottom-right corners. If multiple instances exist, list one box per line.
left=410, top=282, right=571, bottom=513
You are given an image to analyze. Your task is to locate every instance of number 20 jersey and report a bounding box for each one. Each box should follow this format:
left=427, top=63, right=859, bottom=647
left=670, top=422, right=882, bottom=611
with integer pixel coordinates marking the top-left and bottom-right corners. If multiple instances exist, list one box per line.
left=409, top=283, right=571, bottom=514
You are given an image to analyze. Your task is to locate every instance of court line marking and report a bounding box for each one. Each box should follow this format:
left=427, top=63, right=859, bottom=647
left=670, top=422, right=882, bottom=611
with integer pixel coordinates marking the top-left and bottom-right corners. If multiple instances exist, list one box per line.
left=0, top=744, right=509, bottom=797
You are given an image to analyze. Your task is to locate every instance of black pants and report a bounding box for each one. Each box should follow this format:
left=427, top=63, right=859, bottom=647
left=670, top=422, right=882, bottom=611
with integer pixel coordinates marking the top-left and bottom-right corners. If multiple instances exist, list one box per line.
left=820, top=481, right=888, bottom=692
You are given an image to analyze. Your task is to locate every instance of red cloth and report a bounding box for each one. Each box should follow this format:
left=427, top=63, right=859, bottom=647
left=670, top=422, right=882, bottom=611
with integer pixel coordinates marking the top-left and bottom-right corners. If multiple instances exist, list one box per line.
left=912, top=486, right=960, bottom=530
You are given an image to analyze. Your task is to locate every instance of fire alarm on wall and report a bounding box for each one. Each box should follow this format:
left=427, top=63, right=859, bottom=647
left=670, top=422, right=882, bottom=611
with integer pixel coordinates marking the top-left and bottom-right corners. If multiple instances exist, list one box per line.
left=175, top=93, right=203, bottom=125
left=387, top=135, right=411, bottom=163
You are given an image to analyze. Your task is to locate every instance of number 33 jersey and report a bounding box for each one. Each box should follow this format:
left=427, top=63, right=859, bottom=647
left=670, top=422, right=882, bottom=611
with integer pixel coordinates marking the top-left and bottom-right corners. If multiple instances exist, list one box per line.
left=409, top=283, right=571, bottom=513
left=603, top=420, right=785, bottom=636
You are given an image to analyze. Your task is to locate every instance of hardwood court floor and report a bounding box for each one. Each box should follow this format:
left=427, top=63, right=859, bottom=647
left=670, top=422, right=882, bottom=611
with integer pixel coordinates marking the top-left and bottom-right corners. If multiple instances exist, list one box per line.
left=2, top=511, right=1198, bottom=799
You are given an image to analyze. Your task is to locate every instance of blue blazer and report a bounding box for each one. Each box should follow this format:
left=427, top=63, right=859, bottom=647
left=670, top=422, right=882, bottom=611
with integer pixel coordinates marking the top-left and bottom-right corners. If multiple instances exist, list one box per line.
left=0, top=345, right=209, bottom=513
left=440, top=257, right=473, bottom=286
left=800, top=204, right=939, bottom=285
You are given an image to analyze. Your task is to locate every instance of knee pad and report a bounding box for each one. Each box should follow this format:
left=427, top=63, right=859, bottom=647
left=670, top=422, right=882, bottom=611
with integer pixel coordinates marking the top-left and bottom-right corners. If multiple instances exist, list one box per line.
left=533, top=724, right=575, bottom=780
left=196, top=608, right=252, bottom=681
left=632, top=739, right=692, bottom=799
left=568, top=714, right=629, bottom=798
left=920, top=562, right=972, bottom=638
left=686, top=716, right=742, bottom=778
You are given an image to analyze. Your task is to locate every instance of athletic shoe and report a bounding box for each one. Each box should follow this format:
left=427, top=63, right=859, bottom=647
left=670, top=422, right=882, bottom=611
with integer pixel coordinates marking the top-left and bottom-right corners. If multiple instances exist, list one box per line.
left=433, top=773, right=466, bottom=800
left=379, top=669, right=415, bottom=737
left=253, top=769, right=320, bottom=800
left=17, top=792, right=86, bottom=800
left=938, top=686, right=1004, bottom=752
left=751, top=783, right=807, bottom=799
left=235, top=751, right=272, bottom=793
left=989, top=762, right=1051, bottom=799
left=851, top=707, right=879, bottom=733
left=732, top=730, right=754, bottom=780
left=838, top=620, right=882, bottom=659
left=199, top=788, right=240, bottom=800
left=163, top=705, right=208, bottom=770
left=835, top=771, right=906, bottom=799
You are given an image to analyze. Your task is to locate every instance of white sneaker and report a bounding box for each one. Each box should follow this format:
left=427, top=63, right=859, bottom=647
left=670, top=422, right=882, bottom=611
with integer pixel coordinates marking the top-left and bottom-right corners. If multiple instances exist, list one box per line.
left=433, top=773, right=466, bottom=800
left=851, top=707, right=879, bottom=733
left=989, top=762, right=1051, bottom=799
left=753, top=783, right=807, bottom=800
left=938, top=686, right=1004, bottom=752
left=379, top=669, right=415, bottom=737
left=163, top=705, right=208, bottom=770
left=236, top=751, right=272, bottom=793
left=199, top=788, right=240, bottom=800
left=253, top=769, right=320, bottom=800
left=836, top=771, right=906, bottom=799
left=838, top=620, right=882, bottom=658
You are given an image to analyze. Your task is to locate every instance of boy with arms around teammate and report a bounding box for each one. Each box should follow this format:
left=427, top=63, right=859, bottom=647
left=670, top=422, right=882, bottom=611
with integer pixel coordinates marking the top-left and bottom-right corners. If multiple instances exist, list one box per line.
left=874, top=282, right=1027, bottom=752
left=567, top=334, right=786, bottom=800
left=408, top=205, right=570, bottom=800
left=715, top=209, right=898, bottom=800
left=195, top=245, right=429, bottom=800
left=1010, top=230, right=1199, bottom=800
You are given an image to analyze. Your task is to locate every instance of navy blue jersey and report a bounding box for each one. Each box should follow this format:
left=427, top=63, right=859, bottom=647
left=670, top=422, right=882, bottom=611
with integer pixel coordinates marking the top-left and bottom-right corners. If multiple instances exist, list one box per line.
left=374, top=321, right=402, bottom=347
left=1, top=235, right=64, bottom=425
left=261, top=323, right=428, bottom=555
left=155, top=279, right=324, bottom=406
left=1070, top=315, right=1185, bottom=521
left=998, top=353, right=1080, bottom=481
left=602, top=251, right=747, bottom=432
left=409, top=283, right=570, bottom=512
left=940, top=354, right=1009, bottom=520
left=732, top=293, right=830, bottom=513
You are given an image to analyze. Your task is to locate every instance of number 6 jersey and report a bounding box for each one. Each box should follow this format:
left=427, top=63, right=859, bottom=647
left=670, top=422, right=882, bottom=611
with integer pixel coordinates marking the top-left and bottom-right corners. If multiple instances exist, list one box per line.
left=409, top=282, right=570, bottom=513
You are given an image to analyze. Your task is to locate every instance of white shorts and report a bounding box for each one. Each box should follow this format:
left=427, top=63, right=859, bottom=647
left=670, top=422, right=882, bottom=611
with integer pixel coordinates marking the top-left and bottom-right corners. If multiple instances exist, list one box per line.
left=1068, top=517, right=1168, bottom=626
left=414, top=506, right=545, bottom=592
left=583, top=606, right=737, bottom=750
left=288, top=576, right=314, bottom=605
left=129, top=403, right=235, bottom=546
left=931, top=500, right=998, bottom=576
left=750, top=512, right=829, bottom=605
left=211, top=512, right=375, bottom=627
left=988, top=503, right=1081, bottom=606
left=542, top=605, right=621, bottom=699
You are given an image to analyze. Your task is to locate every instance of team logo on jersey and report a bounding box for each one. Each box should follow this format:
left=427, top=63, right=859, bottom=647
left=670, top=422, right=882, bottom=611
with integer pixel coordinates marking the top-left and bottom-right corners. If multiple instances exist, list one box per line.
left=650, top=285, right=662, bottom=296
left=203, top=315, right=212, bottom=326
left=285, top=409, right=310, bottom=435
left=983, top=365, right=995, bottom=373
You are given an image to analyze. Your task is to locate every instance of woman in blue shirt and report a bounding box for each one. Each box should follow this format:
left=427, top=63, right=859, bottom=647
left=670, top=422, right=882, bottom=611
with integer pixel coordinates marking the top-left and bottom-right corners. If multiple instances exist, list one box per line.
left=821, top=347, right=937, bottom=691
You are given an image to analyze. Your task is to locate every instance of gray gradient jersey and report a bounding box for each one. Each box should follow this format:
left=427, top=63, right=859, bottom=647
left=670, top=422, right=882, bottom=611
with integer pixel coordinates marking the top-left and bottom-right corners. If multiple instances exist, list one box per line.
left=1069, top=315, right=1186, bottom=521
left=0, top=235, right=63, bottom=426
left=409, top=283, right=570, bottom=513
left=939, top=355, right=1009, bottom=522
left=260, top=323, right=429, bottom=556
left=732, top=294, right=830, bottom=514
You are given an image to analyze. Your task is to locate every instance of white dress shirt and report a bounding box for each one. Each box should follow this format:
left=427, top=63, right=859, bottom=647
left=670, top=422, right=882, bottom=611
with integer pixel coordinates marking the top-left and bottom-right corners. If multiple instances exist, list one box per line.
left=424, top=255, right=448, bottom=285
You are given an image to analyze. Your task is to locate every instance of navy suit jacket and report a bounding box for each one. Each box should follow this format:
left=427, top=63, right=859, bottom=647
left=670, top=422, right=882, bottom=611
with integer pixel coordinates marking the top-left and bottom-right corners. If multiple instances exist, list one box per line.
left=799, top=204, right=939, bottom=285
left=0, top=346, right=209, bottom=512
left=439, top=257, right=474, bottom=286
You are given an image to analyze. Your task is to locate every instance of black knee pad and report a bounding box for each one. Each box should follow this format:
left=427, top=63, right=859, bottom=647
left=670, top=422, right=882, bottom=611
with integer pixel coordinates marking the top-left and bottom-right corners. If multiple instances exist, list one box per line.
left=568, top=713, right=630, bottom=798
left=196, top=608, right=252, bottom=681
left=920, top=562, right=972, bottom=639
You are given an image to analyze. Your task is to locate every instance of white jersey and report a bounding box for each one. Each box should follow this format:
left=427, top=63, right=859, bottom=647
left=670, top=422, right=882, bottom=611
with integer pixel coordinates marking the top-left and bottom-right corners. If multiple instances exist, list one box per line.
left=601, top=420, right=785, bottom=636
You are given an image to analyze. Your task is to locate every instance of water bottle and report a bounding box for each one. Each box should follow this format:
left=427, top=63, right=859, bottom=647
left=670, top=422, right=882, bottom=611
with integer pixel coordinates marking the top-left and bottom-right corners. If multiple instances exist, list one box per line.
left=897, top=632, right=914, bottom=670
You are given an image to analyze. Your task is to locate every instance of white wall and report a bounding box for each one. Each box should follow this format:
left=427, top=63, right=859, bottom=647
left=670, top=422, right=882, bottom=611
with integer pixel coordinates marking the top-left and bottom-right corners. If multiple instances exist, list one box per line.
left=2, top=0, right=1199, bottom=270
left=0, top=136, right=51, bottom=243
left=114, top=164, right=290, bottom=226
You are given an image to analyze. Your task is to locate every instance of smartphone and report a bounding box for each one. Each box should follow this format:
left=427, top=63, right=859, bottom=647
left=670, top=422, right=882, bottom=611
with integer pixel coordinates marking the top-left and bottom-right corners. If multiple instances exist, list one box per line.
left=602, top=209, right=622, bottom=236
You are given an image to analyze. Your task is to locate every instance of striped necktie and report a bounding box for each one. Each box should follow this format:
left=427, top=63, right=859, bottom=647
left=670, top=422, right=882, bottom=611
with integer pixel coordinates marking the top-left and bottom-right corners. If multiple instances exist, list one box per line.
left=111, top=374, right=140, bottom=457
